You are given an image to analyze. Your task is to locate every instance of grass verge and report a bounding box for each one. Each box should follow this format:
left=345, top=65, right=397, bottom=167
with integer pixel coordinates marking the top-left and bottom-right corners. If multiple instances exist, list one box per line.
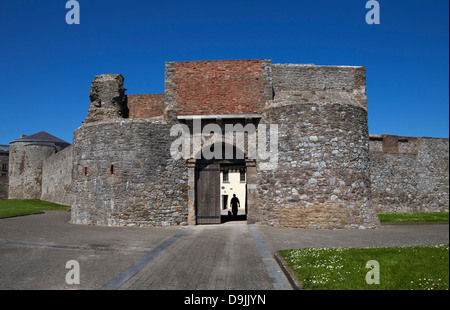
left=378, top=212, right=449, bottom=223
left=278, top=244, right=449, bottom=290
left=0, top=199, right=70, bottom=219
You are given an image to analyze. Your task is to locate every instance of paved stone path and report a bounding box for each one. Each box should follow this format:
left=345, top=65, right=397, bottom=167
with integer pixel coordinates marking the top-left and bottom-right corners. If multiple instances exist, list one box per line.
left=0, top=212, right=291, bottom=290
left=119, top=222, right=290, bottom=290
left=0, top=211, right=448, bottom=290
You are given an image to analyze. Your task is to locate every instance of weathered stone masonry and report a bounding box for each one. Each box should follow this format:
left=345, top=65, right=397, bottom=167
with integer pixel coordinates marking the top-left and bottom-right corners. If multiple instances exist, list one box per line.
left=8, top=132, right=70, bottom=200
left=0, top=145, right=9, bottom=199
left=370, top=134, right=449, bottom=213
left=256, top=64, right=378, bottom=229
left=6, top=59, right=449, bottom=229
left=41, top=145, right=74, bottom=206
left=68, top=60, right=381, bottom=229
left=71, top=120, right=188, bottom=226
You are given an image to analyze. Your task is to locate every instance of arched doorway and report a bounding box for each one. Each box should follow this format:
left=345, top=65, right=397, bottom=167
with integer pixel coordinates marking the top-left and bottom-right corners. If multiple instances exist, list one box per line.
left=186, top=144, right=257, bottom=225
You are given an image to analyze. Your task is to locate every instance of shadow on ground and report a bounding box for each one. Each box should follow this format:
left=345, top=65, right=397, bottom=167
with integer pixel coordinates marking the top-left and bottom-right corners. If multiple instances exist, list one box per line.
left=221, top=214, right=247, bottom=223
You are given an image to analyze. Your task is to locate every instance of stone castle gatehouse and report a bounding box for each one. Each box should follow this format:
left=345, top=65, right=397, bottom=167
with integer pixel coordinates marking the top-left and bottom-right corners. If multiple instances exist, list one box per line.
left=5, top=59, right=449, bottom=229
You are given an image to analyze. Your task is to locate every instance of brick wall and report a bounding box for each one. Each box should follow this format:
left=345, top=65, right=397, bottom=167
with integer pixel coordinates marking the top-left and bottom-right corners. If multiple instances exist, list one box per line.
left=165, top=59, right=273, bottom=116
left=127, top=94, right=165, bottom=118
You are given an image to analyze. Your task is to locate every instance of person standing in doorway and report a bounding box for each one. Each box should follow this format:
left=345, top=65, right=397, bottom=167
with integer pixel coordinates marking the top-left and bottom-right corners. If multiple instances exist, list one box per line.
left=230, top=194, right=240, bottom=219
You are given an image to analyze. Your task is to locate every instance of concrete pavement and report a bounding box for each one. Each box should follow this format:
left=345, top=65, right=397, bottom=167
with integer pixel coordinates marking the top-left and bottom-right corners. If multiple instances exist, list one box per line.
left=0, top=210, right=448, bottom=290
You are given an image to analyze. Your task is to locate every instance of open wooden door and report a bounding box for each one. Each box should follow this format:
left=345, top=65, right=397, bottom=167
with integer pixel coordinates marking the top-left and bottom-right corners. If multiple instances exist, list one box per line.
left=195, top=163, right=221, bottom=224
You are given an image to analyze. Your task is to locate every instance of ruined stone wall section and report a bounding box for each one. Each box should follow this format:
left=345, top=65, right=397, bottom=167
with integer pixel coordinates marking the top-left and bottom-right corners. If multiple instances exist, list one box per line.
left=71, top=119, right=188, bottom=227
left=370, top=136, right=449, bottom=213
left=8, top=143, right=56, bottom=199
left=41, top=145, right=74, bottom=206
left=84, top=74, right=128, bottom=123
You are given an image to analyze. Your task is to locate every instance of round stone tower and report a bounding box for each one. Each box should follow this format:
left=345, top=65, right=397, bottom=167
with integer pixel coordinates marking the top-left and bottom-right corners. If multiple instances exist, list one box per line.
left=71, top=74, right=188, bottom=227
left=255, top=64, right=380, bottom=229
left=8, top=132, right=70, bottom=199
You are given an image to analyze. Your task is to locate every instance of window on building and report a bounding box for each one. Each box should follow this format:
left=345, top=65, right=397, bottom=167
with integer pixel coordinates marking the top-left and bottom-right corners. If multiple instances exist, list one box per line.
left=110, top=164, right=116, bottom=175
left=240, top=170, right=246, bottom=182
left=1, top=173, right=6, bottom=177
left=223, top=170, right=229, bottom=182
left=83, top=166, right=88, bottom=177
left=1, top=164, right=7, bottom=172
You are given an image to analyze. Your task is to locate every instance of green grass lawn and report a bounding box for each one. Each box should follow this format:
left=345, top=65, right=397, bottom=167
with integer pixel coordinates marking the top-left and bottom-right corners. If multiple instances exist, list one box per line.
left=279, top=244, right=449, bottom=290
left=0, top=199, right=70, bottom=219
left=378, top=212, right=449, bottom=223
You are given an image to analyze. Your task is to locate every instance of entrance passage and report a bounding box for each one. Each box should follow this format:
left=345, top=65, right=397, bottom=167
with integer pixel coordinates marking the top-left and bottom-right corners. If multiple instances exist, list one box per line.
left=195, top=163, right=221, bottom=224
left=219, top=164, right=247, bottom=223
left=195, top=159, right=248, bottom=225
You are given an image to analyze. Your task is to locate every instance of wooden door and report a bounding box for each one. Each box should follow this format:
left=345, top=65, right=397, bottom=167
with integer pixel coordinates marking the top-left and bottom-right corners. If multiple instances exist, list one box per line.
left=196, top=163, right=220, bottom=224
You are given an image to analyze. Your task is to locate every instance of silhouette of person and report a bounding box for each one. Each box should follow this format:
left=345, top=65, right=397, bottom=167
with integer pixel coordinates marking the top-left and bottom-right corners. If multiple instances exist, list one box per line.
left=230, top=194, right=240, bottom=219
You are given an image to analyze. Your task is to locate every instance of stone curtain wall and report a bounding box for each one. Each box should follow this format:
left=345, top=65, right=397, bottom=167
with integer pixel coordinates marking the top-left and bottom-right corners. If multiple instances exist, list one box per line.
left=71, top=119, right=188, bottom=227
left=0, top=151, right=8, bottom=199
left=370, top=151, right=417, bottom=212
left=370, top=136, right=449, bottom=213
left=416, top=138, right=449, bottom=211
left=256, top=64, right=380, bottom=229
left=41, top=145, right=74, bottom=206
left=0, top=177, right=7, bottom=199
left=165, top=59, right=273, bottom=116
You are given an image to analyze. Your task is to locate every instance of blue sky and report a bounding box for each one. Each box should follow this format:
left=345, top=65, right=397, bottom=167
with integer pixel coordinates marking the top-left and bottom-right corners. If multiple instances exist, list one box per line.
left=0, top=0, right=448, bottom=144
